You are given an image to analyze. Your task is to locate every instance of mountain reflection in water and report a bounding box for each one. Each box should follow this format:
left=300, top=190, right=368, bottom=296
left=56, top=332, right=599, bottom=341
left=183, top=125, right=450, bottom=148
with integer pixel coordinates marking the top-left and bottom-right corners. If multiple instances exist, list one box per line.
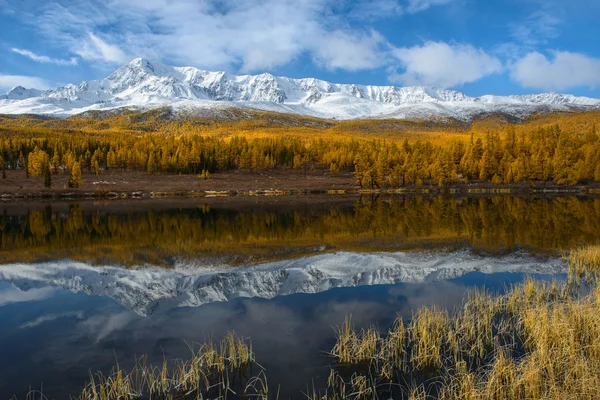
left=0, top=271, right=558, bottom=399
left=0, top=250, right=565, bottom=316
left=0, top=195, right=592, bottom=398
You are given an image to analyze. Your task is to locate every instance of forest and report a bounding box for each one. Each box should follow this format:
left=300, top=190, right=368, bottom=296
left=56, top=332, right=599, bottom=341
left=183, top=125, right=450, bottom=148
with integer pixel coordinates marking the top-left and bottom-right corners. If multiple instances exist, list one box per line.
left=0, top=109, right=599, bottom=188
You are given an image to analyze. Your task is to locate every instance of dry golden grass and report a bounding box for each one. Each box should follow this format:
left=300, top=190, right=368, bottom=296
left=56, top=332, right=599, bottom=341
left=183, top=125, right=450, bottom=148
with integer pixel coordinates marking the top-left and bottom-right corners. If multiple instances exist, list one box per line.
left=332, top=317, right=380, bottom=367
left=565, top=245, right=600, bottom=283
left=76, top=332, right=265, bottom=400
left=324, top=245, right=600, bottom=399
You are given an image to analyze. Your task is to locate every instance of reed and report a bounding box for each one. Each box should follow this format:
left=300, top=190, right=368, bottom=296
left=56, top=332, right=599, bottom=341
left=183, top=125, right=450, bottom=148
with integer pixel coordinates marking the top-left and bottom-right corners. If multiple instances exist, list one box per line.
left=76, top=332, right=262, bottom=400
left=306, top=370, right=380, bottom=400
left=327, top=245, right=600, bottom=399
left=565, top=244, right=600, bottom=283
left=331, top=316, right=380, bottom=366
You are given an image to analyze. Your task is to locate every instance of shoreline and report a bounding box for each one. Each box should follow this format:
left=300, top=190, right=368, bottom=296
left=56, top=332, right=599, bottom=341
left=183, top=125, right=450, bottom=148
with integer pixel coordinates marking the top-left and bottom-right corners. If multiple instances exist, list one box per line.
left=1, top=169, right=600, bottom=202
left=1, top=185, right=599, bottom=201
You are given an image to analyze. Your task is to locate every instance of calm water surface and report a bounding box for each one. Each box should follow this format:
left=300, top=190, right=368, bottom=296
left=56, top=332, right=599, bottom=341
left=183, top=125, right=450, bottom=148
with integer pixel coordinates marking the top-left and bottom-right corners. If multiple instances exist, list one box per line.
left=0, top=195, right=597, bottom=399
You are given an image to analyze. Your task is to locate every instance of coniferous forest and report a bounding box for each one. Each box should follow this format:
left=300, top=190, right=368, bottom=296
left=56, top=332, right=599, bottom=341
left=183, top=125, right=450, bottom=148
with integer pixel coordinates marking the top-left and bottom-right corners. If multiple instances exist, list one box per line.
left=1, top=109, right=600, bottom=189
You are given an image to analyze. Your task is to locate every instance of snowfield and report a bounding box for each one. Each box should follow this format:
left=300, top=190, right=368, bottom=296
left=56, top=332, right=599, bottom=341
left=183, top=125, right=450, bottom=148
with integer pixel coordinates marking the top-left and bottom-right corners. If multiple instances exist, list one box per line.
left=1, top=58, right=599, bottom=120
left=0, top=250, right=566, bottom=316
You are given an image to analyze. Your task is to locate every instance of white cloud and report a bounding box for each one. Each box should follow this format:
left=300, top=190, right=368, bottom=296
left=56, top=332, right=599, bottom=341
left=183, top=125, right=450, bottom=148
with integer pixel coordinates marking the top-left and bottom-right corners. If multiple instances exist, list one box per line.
left=510, top=9, right=561, bottom=46
left=24, top=0, right=388, bottom=72
left=0, top=0, right=15, bottom=15
left=348, top=0, right=456, bottom=19
left=20, top=311, right=84, bottom=329
left=79, top=311, right=137, bottom=342
left=511, top=51, right=600, bottom=91
left=406, top=0, right=454, bottom=13
left=313, top=30, right=387, bottom=70
left=348, top=0, right=404, bottom=19
left=0, top=74, right=53, bottom=92
left=115, top=0, right=347, bottom=71
left=75, top=32, right=128, bottom=64
left=390, top=41, right=503, bottom=88
left=0, top=286, right=55, bottom=306
left=11, top=48, right=78, bottom=66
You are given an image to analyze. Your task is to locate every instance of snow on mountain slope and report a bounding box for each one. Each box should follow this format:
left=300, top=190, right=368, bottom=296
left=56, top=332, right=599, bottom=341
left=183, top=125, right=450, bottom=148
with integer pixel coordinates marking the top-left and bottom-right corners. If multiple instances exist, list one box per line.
left=0, top=250, right=565, bottom=316
left=0, top=86, right=44, bottom=101
left=1, top=58, right=599, bottom=120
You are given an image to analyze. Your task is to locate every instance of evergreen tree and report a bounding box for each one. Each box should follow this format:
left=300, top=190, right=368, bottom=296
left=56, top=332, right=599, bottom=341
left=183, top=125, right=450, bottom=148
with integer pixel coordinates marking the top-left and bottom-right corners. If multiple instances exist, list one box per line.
left=553, top=132, right=577, bottom=185
left=91, top=156, right=100, bottom=176
left=51, top=151, right=60, bottom=174
left=18, top=151, right=25, bottom=170
left=68, top=162, right=83, bottom=188
left=472, top=138, right=484, bottom=161
left=479, top=150, right=493, bottom=181
left=43, top=163, right=52, bottom=188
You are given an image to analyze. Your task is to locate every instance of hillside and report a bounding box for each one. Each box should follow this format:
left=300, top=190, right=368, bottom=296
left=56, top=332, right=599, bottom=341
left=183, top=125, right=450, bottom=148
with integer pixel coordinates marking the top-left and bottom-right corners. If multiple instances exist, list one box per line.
left=0, top=109, right=599, bottom=196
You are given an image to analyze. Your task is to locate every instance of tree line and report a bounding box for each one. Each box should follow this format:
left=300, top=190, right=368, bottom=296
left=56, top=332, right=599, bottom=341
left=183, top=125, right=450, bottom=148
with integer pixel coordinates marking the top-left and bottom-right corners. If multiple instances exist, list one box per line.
left=1, top=115, right=599, bottom=187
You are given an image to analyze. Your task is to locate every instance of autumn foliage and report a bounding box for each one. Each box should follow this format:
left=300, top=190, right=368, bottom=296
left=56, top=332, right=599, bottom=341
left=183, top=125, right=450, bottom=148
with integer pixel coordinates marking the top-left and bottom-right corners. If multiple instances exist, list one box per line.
left=0, top=109, right=599, bottom=187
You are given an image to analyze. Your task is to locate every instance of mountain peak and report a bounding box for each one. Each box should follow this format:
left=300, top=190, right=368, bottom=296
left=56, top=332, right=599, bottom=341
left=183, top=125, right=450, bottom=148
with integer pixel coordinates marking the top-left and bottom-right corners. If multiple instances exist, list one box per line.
left=9, top=85, right=27, bottom=92
left=1, top=59, right=600, bottom=120
left=2, top=86, right=44, bottom=101
left=105, top=58, right=168, bottom=92
left=127, top=57, right=156, bottom=73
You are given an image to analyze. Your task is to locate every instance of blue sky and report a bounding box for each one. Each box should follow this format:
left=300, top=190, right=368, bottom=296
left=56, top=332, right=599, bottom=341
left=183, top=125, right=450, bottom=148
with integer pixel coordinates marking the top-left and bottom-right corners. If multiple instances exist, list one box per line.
left=1, top=0, right=600, bottom=97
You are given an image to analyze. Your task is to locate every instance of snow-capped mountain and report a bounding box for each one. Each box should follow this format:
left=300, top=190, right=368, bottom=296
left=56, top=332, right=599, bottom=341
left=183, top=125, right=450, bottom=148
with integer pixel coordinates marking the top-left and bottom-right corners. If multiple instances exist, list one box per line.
left=0, top=250, right=565, bottom=316
left=0, top=86, right=44, bottom=101
left=1, top=58, right=599, bottom=120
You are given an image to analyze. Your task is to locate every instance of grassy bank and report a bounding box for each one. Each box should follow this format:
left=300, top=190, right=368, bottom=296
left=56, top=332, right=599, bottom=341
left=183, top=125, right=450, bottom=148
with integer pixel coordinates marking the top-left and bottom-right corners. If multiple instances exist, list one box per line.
left=318, top=244, right=600, bottom=399
left=13, top=245, right=600, bottom=399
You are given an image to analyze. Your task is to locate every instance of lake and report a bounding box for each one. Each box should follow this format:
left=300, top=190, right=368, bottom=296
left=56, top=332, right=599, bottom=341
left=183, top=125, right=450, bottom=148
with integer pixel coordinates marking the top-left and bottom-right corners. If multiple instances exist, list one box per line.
left=1, top=195, right=598, bottom=399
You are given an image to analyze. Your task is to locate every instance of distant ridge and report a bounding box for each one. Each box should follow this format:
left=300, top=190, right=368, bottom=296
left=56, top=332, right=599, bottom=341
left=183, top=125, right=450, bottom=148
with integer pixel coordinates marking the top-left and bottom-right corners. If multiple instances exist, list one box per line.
left=1, top=57, right=600, bottom=120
